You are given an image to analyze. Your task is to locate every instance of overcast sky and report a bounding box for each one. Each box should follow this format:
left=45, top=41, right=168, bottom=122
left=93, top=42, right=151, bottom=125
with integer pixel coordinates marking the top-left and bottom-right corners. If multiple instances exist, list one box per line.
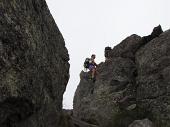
left=46, top=0, right=170, bottom=109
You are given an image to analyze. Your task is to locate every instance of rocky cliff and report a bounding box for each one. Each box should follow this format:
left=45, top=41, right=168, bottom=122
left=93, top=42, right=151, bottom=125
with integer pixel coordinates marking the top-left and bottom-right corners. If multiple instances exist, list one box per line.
left=73, top=25, right=170, bottom=127
left=0, top=0, right=69, bottom=127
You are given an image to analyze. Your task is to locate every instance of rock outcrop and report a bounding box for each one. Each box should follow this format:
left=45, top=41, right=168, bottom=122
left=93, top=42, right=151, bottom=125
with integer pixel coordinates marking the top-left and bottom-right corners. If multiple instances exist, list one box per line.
left=73, top=25, right=170, bottom=127
left=0, top=0, right=69, bottom=127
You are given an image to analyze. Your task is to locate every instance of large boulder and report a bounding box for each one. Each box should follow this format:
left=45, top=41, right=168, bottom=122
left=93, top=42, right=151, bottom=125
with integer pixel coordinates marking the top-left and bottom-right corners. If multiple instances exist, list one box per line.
left=129, top=119, right=154, bottom=127
left=73, top=26, right=170, bottom=127
left=0, top=0, right=69, bottom=127
left=110, top=34, right=142, bottom=59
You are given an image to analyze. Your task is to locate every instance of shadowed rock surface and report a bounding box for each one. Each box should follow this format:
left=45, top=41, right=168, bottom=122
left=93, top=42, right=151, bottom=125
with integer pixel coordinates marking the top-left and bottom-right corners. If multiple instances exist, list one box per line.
left=1, top=1, right=169, bottom=126
left=73, top=25, right=170, bottom=127
left=60, top=110, right=99, bottom=127
left=0, top=0, right=69, bottom=127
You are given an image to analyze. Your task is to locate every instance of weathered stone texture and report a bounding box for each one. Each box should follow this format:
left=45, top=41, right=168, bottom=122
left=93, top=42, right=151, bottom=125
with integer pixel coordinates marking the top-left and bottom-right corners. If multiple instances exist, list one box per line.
left=0, top=0, right=69, bottom=126
left=73, top=26, right=170, bottom=127
left=129, top=119, right=154, bottom=127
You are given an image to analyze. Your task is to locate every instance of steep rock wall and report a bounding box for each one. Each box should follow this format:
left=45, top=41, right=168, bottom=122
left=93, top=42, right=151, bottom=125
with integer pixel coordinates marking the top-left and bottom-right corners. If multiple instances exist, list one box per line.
left=0, top=0, right=69, bottom=127
left=73, top=25, right=169, bottom=127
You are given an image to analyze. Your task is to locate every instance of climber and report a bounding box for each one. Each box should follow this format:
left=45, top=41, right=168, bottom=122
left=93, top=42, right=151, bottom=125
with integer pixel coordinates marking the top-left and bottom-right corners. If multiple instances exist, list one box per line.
left=88, top=54, right=98, bottom=82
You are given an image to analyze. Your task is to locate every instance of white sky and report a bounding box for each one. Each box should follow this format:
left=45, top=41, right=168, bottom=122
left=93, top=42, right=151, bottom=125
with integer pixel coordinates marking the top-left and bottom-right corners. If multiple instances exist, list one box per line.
left=45, top=0, right=170, bottom=109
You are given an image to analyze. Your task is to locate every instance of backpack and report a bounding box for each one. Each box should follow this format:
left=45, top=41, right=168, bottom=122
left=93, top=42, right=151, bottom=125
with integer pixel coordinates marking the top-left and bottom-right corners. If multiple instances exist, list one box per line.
left=84, top=58, right=90, bottom=68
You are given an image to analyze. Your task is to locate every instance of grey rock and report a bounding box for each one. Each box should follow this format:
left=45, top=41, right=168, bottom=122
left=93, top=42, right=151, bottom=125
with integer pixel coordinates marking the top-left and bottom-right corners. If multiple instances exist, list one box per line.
left=128, top=119, right=154, bottom=127
left=0, top=0, right=69, bottom=127
left=74, top=50, right=138, bottom=127
left=73, top=25, right=170, bottom=127
left=110, top=34, right=142, bottom=60
left=142, top=25, right=163, bottom=45
left=71, top=117, right=99, bottom=127
left=126, top=104, right=137, bottom=111
left=61, top=110, right=99, bottom=127
left=136, top=29, right=170, bottom=126
left=104, top=46, right=112, bottom=61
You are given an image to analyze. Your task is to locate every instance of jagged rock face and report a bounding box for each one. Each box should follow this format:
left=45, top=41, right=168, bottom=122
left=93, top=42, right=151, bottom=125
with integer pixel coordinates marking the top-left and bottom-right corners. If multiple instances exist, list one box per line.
left=0, top=0, right=69, bottom=127
left=74, top=35, right=141, bottom=127
left=136, top=30, right=170, bottom=126
left=73, top=26, right=170, bottom=127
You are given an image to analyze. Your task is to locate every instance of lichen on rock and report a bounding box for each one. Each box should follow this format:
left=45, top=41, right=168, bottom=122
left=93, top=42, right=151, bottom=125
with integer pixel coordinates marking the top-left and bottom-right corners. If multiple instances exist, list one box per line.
left=0, top=0, right=70, bottom=126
